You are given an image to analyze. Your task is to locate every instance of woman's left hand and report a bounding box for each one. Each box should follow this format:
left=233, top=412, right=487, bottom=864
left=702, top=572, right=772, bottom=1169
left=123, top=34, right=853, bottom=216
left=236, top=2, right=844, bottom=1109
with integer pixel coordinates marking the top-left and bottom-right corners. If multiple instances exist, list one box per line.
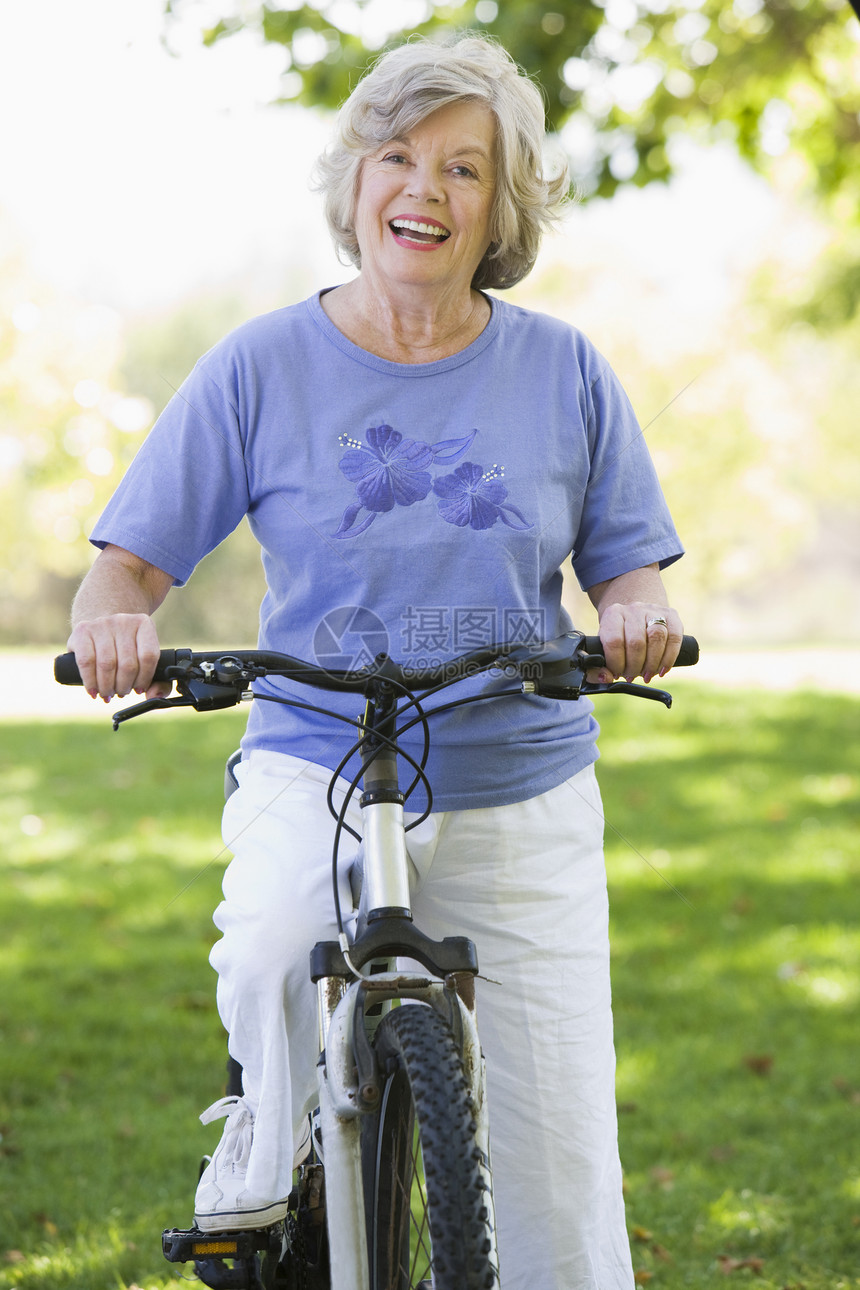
left=594, top=600, right=684, bottom=684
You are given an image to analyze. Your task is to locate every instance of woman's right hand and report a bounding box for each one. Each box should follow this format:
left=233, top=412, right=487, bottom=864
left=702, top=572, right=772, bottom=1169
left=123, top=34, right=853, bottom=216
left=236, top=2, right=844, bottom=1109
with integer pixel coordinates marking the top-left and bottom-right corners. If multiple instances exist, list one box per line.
left=67, top=545, right=175, bottom=701
left=66, top=613, right=171, bottom=702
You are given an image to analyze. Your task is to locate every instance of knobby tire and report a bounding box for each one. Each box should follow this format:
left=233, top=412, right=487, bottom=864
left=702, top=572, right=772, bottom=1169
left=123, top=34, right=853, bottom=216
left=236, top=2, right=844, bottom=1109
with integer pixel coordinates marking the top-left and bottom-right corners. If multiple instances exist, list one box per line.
left=361, top=1004, right=498, bottom=1290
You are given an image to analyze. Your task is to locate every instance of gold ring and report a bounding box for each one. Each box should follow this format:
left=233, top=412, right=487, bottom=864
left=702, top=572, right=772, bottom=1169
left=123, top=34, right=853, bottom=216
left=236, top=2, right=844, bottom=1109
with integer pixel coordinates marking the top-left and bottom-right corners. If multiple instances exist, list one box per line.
left=647, top=616, right=668, bottom=629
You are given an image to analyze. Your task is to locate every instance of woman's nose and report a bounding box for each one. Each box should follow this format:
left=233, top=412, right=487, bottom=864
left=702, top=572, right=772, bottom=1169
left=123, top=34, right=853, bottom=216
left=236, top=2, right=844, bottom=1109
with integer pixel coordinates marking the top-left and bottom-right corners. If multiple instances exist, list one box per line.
left=406, top=162, right=444, bottom=203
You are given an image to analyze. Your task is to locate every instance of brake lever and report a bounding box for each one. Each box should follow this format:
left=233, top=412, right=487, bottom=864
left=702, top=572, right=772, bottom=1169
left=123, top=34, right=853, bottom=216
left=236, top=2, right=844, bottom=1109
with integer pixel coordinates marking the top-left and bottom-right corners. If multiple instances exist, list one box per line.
left=522, top=662, right=672, bottom=708
left=583, top=680, right=673, bottom=708
left=111, top=674, right=246, bottom=729
left=112, top=695, right=197, bottom=729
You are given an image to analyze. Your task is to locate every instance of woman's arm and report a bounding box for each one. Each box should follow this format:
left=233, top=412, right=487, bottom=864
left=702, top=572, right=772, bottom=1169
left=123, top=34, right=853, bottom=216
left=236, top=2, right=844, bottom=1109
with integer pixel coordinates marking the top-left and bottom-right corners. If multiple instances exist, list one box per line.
left=67, top=544, right=175, bottom=701
left=586, top=563, right=683, bottom=684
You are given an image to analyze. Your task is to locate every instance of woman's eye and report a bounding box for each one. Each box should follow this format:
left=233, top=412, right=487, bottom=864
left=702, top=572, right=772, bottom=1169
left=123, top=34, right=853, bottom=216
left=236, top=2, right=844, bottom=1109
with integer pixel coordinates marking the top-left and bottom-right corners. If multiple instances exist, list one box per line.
left=451, top=164, right=477, bottom=178
left=382, top=152, right=408, bottom=165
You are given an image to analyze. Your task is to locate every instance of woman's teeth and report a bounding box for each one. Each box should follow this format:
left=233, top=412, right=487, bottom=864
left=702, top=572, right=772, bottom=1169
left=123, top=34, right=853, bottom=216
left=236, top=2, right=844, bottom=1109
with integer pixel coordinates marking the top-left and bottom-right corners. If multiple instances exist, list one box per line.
left=390, top=219, right=450, bottom=242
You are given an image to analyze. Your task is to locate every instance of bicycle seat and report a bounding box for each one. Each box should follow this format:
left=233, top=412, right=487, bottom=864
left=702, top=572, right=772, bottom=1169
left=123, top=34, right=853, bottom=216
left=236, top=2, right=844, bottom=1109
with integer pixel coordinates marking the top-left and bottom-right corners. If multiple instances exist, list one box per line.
left=224, top=750, right=242, bottom=800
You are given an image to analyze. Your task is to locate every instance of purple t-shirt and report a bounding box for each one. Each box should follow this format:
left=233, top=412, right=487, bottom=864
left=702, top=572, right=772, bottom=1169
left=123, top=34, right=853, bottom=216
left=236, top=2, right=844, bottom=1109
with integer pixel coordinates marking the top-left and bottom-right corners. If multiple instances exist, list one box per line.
left=92, top=291, right=682, bottom=810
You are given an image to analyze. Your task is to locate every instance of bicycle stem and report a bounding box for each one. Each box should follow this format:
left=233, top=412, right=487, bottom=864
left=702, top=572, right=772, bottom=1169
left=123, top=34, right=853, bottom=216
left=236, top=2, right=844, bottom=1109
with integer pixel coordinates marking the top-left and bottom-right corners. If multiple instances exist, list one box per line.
left=358, top=682, right=413, bottom=921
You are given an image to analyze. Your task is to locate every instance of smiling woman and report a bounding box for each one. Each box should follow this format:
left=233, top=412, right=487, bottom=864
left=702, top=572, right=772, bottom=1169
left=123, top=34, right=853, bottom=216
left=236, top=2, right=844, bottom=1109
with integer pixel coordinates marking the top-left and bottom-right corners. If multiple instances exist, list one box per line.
left=65, top=30, right=687, bottom=1290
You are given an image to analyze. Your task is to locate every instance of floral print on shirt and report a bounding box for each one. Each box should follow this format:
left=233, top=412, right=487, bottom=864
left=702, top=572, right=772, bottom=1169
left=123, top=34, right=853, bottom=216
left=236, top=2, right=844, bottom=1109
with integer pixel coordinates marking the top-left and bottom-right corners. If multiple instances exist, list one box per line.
left=333, top=425, right=532, bottom=537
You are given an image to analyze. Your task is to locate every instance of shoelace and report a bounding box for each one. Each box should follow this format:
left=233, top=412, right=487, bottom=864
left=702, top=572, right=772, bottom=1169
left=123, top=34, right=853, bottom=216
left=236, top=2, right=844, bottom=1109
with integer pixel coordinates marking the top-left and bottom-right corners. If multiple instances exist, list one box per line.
left=199, top=1095, right=254, bottom=1171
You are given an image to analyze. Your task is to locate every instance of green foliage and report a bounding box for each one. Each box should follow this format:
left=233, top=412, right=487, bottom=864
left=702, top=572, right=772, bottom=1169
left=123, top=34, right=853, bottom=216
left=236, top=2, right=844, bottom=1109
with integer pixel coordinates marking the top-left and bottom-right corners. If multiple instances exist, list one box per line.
left=0, top=231, right=266, bottom=647
left=0, top=221, right=154, bottom=642
left=164, top=0, right=860, bottom=212
left=2, top=685, right=859, bottom=1287
left=117, top=292, right=250, bottom=420
left=511, top=211, right=860, bottom=644
left=787, top=225, right=860, bottom=329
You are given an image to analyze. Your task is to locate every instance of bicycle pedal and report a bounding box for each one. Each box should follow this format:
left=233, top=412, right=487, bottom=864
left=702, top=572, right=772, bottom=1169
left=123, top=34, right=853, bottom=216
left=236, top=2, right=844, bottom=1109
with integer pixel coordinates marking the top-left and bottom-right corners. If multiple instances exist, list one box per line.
left=163, top=1225, right=281, bottom=1258
left=163, top=1224, right=288, bottom=1290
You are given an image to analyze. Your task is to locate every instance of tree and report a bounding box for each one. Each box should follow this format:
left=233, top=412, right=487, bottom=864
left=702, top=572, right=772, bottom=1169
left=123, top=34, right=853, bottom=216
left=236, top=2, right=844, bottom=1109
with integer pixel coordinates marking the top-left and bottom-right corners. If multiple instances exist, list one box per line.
left=163, top=0, right=860, bottom=212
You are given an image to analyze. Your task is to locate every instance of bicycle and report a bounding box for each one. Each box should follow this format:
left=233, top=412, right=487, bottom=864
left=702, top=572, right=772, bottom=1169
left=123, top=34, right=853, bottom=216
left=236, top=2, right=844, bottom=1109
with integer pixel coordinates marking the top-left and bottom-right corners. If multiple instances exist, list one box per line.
left=55, top=628, right=698, bottom=1290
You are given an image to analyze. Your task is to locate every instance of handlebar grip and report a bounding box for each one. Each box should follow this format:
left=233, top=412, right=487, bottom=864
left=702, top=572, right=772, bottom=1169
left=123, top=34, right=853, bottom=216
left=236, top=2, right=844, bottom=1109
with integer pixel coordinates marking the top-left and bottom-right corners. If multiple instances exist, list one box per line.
left=53, top=649, right=185, bottom=686
left=54, top=653, right=83, bottom=685
left=581, top=634, right=699, bottom=667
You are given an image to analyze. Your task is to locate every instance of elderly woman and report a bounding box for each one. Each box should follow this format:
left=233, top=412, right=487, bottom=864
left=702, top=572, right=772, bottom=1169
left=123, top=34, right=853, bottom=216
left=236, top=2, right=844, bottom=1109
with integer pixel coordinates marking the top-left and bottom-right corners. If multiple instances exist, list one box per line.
left=68, top=34, right=684, bottom=1290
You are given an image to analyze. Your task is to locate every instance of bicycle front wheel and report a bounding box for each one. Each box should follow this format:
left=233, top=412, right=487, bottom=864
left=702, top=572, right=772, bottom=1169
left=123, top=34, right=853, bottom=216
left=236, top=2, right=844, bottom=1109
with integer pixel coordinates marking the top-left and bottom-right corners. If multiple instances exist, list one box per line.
left=361, top=1004, right=498, bottom=1290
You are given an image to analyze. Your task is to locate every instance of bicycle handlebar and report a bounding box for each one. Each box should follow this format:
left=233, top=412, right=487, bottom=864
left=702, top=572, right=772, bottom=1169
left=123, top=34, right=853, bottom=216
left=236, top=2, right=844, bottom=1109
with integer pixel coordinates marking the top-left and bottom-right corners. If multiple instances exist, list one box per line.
left=54, top=633, right=699, bottom=692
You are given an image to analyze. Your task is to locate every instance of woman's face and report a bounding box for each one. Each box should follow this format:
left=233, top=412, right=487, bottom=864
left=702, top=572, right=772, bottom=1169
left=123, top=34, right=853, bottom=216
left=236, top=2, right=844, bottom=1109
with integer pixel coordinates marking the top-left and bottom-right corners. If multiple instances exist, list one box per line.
left=353, top=99, right=497, bottom=299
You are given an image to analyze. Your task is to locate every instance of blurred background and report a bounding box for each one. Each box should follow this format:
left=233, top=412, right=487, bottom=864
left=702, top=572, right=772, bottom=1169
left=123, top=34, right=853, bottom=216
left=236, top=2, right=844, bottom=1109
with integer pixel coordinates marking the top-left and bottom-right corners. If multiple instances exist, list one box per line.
left=2, top=0, right=859, bottom=654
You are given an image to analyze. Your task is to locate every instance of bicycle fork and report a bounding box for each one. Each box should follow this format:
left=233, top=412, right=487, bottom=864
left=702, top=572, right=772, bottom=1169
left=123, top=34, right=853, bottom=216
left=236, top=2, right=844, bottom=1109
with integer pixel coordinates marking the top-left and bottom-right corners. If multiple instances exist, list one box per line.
left=315, top=965, right=494, bottom=1290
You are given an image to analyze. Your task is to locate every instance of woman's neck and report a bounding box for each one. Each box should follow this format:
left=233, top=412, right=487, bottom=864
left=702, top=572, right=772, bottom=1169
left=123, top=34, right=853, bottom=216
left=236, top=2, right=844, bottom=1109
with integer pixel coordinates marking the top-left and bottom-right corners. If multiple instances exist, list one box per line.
left=321, top=277, right=491, bottom=364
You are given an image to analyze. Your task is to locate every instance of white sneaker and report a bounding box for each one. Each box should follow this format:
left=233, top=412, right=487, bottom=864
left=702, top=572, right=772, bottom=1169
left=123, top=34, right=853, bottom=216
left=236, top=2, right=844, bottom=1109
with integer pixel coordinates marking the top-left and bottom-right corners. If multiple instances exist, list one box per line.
left=194, top=1095, right=289, bottom=1232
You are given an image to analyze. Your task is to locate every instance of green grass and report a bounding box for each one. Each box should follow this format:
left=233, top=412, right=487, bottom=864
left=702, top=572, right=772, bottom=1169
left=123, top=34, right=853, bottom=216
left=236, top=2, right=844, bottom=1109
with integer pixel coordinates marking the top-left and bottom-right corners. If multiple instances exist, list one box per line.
left=1, top=710, right=245, bottom=1290
left=599, top=687, right=860, bottom=1288
left=1, top=688, right=859, bottom=1289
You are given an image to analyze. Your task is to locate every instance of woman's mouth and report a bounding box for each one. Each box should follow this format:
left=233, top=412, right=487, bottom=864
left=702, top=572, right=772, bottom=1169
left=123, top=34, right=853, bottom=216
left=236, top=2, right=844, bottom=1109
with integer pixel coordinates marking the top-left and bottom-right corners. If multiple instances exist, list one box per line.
left=389, top=218, right=451, bottom=246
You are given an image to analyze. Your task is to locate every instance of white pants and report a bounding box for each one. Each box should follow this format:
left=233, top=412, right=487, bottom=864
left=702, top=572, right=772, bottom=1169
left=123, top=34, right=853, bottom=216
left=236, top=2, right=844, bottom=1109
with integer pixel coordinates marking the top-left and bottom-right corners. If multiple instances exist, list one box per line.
left=210, top=751, right=635, bottom=1290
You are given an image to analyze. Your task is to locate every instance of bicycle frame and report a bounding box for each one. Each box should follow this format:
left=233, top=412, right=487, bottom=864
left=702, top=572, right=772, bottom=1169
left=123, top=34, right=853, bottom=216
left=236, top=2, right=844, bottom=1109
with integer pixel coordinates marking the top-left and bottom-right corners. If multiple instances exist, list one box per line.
left=310, top=676, right=496, bottom=1287
left=55, top=629, right=699, bottom=1289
